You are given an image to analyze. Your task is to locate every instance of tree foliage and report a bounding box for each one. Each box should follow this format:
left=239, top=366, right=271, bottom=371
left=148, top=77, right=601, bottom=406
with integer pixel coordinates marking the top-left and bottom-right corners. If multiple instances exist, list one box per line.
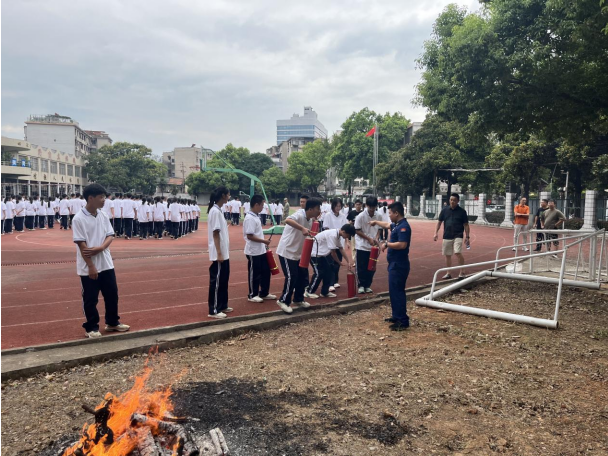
left=256, top=166, right=289, bottom=198
left=286, top=139, right=332, bottom=193
left=85, top=142, right=166, bottom=194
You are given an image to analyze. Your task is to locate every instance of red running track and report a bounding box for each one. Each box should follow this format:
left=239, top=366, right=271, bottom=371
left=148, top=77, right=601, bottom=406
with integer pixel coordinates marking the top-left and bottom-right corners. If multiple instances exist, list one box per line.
left=1, top=220, right=512, bottom=349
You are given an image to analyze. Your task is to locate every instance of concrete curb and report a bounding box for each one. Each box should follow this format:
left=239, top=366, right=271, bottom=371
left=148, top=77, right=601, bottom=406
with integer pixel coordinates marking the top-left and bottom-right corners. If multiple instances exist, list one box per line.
left=1, top=286, right=441, bottom=381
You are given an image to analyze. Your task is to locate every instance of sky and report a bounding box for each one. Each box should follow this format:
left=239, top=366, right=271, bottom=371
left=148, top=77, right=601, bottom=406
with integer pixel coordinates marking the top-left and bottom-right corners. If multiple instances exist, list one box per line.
left=1, top=0, right=479, bottom=156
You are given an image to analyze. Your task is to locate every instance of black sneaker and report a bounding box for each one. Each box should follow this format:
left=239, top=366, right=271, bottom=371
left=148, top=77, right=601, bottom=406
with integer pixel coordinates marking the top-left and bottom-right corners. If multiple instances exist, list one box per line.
left=389, top=322, right=409, bottom=332
left=384, top=317, right=397, bottom=323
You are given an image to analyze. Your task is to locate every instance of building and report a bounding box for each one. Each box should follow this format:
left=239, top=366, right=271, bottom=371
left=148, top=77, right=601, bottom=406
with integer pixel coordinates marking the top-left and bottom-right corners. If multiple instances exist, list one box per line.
left=1, top=136, right=88, bottom=197
left=276, top=106, right=327, bottom=145
left=265, top=145, right=283, bottom=172
left=24, top=114, right=95, bottom=157
left=162, top=145, right=214, bottom=180
left=277, top=137, right=316, bottom=173
left=404, top=121, right=423, bottom=145
left=85, top=130, right=113, bottom=152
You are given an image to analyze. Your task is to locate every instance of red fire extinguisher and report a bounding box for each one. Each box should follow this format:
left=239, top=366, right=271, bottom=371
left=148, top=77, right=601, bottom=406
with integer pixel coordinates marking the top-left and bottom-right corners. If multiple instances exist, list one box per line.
left=266, top=249, right=280, bottom=276
left=347, top=271, right=357, bottom=298
left=299, top=237, right=315, bottom=268
left=368, top=246, right=380, bottom=271
left=310, top=220, right=320, bottom=236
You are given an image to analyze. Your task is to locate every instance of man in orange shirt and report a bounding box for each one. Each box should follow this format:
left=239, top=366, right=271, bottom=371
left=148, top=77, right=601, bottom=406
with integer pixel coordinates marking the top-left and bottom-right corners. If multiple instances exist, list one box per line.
left=513, top=197, right=530, bottom=251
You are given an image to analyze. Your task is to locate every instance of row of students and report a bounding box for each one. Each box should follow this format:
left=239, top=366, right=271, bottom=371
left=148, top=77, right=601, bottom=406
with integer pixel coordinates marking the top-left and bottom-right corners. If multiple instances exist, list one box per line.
left=1, top=194, right=86, bottom=233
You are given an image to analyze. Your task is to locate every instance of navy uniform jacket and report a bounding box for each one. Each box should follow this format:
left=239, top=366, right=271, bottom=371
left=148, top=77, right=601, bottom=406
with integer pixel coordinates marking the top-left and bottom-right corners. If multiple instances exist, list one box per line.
left=387, top=218, right=411, bottom=269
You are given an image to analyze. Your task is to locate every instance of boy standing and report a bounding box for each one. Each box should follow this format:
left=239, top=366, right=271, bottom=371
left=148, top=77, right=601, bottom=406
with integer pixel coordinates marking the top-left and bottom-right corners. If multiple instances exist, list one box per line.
left=72, top=184, right=129, bottom=338
left=243, top=195, right=277, bottom=303
left=354, top=196, right=382, bottom=293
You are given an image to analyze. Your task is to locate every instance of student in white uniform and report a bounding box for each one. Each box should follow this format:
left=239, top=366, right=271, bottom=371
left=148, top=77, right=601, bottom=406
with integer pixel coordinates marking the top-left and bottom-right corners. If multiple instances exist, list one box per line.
left=72, top=183, right=129, bottom=338
left=4, top=196, right=14, bottom=233
left=207, top=186, right=233, bottom=318
left=275, top=198, right=321, bottom=313
left=321, top=198, right=349, bottom=290
left=274, top=200, right=283, bottom=225
left=231, top=197, right=242, bottom=226
left=168, top=198, right=181, bottom=239
left=13, top=195, right=25, bottom=232
left=269, top=201, right=277, bottom=225
left=113, top=194, right=124, bottom=237
left=307, top=224, right=354, bottom=298
left=1, top=199, right=6, bottom=234
left=260, top=201, right=269, bottom=226
left=121, top=193, right=136, bottom=239
left=67, top=194, right=77, bottom=228
left=25, top=196, right=37, bottom=230
left=243, top=200, right=250, bottom=215
left=354, top=196, right=382, bottom=294
left=161, top=196, right=169, bottom=235
left=102, top=193, right=114, bottom=226
left=132, top=195, right=142, bottom=237
left=137, top=197, right=150, bottom=239
left=243, top=195, right=276, bottom=303
left=44, top=197, right=55, bottom=229
left=152, top=196, right=166, bottom=239
left=33, top=195, right=42, bottom=229
left=379, top=202, right=390, bottom=241
left=59, top=194, right=71, bottom=230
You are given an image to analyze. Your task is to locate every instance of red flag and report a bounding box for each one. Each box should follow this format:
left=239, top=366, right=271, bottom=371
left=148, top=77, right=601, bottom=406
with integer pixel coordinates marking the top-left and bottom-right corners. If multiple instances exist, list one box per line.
left=365, top=126, right=376, bottom=137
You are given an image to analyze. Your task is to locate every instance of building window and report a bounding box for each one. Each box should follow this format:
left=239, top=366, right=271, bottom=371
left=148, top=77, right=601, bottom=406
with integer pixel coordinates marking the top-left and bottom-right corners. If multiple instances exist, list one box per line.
left=31, top=157, right=39, bottom=171
left=41, top=186, right=49, bottom=197
left=51, top=161, right=58, bottom=174
left=75, top=166, right=81, bottom=177
left=67, top=165, right=74, bottom=176
left=59, top=163, right=66, bottom=175
left=41, top=159, right=49, bottom=172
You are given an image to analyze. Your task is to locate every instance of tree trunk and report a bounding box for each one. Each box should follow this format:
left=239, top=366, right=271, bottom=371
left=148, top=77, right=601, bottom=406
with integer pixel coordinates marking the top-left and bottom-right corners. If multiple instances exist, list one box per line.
left=431, top=169, right=437, bottom=198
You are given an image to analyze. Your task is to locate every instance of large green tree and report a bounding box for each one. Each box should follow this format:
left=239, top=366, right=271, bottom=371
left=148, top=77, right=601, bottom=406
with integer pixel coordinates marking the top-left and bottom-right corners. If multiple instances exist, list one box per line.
left=85, top=142, right=166, bottom=194
left=256, top=166, right=289, bottom=198
left=287, top=139, right=332, bottom=193
left=331, top=108, right=410, bottom=188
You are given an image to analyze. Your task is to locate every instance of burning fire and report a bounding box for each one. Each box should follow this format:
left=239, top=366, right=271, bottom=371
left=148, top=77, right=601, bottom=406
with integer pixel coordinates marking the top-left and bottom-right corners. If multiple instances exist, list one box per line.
left=62, top=358, right=181, bottom=456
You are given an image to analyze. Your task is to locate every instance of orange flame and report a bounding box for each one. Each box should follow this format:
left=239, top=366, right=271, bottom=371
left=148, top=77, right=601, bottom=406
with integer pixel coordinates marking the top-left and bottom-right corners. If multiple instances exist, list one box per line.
left=62, top=356, right=182, bottom=456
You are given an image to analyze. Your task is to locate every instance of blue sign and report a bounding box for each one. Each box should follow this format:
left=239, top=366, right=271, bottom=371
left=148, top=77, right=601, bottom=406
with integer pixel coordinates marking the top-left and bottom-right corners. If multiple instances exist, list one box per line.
left=11, top=158, right=17, bottom=166
left=21, top=159, right=26, bottom=167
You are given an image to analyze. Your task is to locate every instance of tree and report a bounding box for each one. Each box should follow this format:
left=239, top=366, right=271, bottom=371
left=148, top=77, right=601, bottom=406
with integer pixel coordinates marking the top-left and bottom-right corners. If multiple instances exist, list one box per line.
left=185, top=169, right=238, bottom=196
left=331, top=108, right=410, bottom=187
left=255, top=167, right=289, bottom=198
left=286, top=139, right=332, bottom=193
left=85, top=142, right=167, bottom=193
left=243, top=153, right=274, bottom=177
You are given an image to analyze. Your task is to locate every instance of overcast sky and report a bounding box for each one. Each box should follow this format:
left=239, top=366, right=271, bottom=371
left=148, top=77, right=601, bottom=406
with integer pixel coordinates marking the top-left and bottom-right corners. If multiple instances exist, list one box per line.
left=2, top=0, right=479, bottom=156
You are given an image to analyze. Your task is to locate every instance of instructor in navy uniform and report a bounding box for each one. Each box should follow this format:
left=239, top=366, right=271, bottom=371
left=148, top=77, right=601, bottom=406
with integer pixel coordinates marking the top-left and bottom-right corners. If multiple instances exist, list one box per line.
left=370, top=201, right=411, bottom=331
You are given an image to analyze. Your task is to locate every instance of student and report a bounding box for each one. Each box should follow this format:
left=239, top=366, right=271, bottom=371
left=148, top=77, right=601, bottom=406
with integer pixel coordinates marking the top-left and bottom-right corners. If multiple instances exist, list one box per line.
left=161, top=196, right=169, bottom=236
left=114, top=194, right=124, bottom=237
left=137, top=197, right=150, bottom=239
left=243, top=199, right=250, bottom=216
left=45, top=197, right=55, bottom=229
left=243, top=195, right=277, bottom=303
left=321, top=198, right=349, bottom=290
left=102, top=193, right=114, bottom=228
left=307, top=224, right=354, bottom=298
left=33, top=195, right=43, bottom=229
left=152, top=197, right=165, bottom=239
left=122, top=193, right=136, bottom=239
left=72, top=183, right=129, bottom=338
left=4, top=196, right=14, bottom=234
left=168, top=198, right=181, bottom=239
left=379, top=202, right=390, bottom=241
left=354, top=196, right=382, bottom=293
left=1, top=198, right=6, bottom=234
left=299, top=194, right=309, bottom=210
left=207, top=186, right=233, bottom=318
left=260, top=200, right=269, bottom=226
left=231, top=197, right=242, bottom=226
left=273, top=200, right=283, bottom=225
left=13, top=195, right=25, bottom=232
left=132, top=194, right=142, bottom=237
left=269, top=201, right=277, bottom=225
left=68, top=193, right=77, bottom=228
left=194, top=201, right=200, bottom=231
left=276, top=198, right=322, bottom=313
left=25, top=196, right=36, bottom=230
left=59, top=194, right=70, bottom=230
left=370, top=201, right=411, bottom=331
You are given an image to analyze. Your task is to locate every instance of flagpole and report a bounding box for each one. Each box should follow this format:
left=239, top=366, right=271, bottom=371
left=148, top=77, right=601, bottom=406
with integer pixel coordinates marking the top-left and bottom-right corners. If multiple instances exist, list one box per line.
left=372, top=123, right=378, bottom=196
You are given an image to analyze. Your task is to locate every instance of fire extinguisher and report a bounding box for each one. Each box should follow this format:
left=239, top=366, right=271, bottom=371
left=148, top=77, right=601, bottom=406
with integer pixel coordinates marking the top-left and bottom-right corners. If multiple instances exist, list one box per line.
left=347, top=271, right=357, bottom=298
left=367, top=246, right=380, bottom=271
left=299, top=237, right=315, bottom=268
left=310, top=220, right=320, bottom=236
left=266, top=249, right=280, bottom=275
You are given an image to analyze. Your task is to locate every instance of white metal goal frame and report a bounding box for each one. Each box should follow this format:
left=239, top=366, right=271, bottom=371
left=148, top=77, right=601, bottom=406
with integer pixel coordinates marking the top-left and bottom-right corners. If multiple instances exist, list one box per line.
left=415, top=229, right=606, bottom=329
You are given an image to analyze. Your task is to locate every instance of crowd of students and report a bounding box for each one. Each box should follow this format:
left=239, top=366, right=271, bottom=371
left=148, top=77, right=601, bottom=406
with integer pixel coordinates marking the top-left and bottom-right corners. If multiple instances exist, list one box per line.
left=0, top=193, right=201, bottom=240
left=221, top=197, right=288, bottom=226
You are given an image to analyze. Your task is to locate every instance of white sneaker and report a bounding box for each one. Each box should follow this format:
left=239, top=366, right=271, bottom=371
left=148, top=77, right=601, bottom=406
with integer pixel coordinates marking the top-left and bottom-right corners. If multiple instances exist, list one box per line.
left=224, top=307, right=234, bottom=313
left=522, top=247, right=529, bottom=252
left=85, top=330, right=102, bottom=338
left=262, top=294, right=277, bottom=300
left=304, top=291, right=319, bottom=299
left=358, top=287, right=365, bottom=294
left=105, top=323, right=130, bottom=332
left=321, top=292, right=337, bottom=298
left=277, top=300, right=293, bottom=314
left=248, top=296, right=264, bottom=303
left=294, top=301, right=311, bottom=308
left=208, top=312, right=227, bottom=319
left=512, top=247, right=517, bottom=251
left=333, top=283, right=340, bottom=288
left=365, top=288, right=373, bottom=293
left=328, top=286, right=336, bottom=292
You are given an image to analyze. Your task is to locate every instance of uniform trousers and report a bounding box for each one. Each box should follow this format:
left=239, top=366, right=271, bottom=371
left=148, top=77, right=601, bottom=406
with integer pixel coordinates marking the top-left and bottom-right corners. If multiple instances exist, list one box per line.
left=246, top=253, right=271, bottom=298
left=47, top=215, right=54, bottom=228
left=123, top=217, right=134, bottom=238
left=278, top=256, right=309, bottom=305
left=356, top=249, right=376, bottom=288
left=14, top=216, right=25, bottom=231
left=208, top=259, right=230, bottom=315
left=80, top=268, right=120, bottom=332
left=388, top=262, right=410, bottom=326
left=309, top=255, right=334, bottom=296
left=4, top=218, right=13, bottom=233
left=60, top=215, right=69, bottom=230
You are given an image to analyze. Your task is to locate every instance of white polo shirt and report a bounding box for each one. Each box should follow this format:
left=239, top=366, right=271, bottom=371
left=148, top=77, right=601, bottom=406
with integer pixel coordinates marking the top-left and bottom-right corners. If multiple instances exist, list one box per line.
left=354, top=209, right=382, bottom=251
left=274, top=203, right=283, bottom=215
left=276, top=209, right=312, bottom=261
left=1, top=202, right=6, bottom=220
left=322, top=210, right=348, bottom=247
left=102, top=199, right=114, bottom=218
left=208, top=204, right=229, bottom=261
left=5, top=201, right=15, bottom=219
left=243, top=211, right=266, bottom=256
left=137, top=204, right=150, bottom=222
left=243, top=202, right=250, bottom=213
left=312, top=229, right=341, bottom=257
left=114, top=199, right=123, bottom=218
left=72, top=207, right=115, bottom=276
left=122, top=199, right=135, bottom=218
left=58, top=199, right=70, bottom=216
left=231, top=200, right=241, bottom=214
left=152, top=203, right=165, bottom=221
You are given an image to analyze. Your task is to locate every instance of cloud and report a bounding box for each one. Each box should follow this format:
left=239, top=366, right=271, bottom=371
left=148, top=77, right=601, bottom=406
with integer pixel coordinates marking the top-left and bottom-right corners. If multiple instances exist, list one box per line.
left=1, top=0, right=479, bottom=155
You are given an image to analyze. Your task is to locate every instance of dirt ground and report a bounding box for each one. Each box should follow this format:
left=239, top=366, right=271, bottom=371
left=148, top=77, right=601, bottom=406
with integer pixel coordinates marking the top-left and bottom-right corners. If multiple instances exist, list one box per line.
left=2, top=279, right=608, bottom=455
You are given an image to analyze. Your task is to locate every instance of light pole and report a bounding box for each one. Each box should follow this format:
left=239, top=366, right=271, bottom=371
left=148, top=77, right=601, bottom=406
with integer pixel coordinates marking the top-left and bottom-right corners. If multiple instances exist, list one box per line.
left=562, top=170, right=569, bottom=217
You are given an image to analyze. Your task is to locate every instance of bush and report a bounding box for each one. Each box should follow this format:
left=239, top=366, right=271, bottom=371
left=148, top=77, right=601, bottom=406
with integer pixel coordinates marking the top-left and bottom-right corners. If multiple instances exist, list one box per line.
left=564, top=217, right=584, bottom=230
left=467, top=215, right=478, bottom=222
left=486, top=211, right=505, bottom=224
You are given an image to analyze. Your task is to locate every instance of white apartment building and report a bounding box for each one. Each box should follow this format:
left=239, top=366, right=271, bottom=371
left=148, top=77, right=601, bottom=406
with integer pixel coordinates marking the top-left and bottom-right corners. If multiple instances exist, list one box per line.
left=24, top=114, right=95, bottom=157
left=276, top=106, right=328, bottom=145
left=85, top=130, right=113, bottom=152
left=162, top=145, right=215, bottom=182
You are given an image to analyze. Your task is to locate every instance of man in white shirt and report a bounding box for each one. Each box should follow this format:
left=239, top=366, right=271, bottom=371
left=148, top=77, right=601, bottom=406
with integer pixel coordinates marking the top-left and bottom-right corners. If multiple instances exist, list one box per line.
left=207, top=186, right=232, bottom=318
left=121, top=193, right=137, bottom=239
left=231, top=197, right=242, bottom=226
left=59, top=195, right=71, bottom=230
left=168, top=198, right=181, bottom=239
left=113, top=194, right=124, bottom=236
left=307, top=225, right=354, bottom=298
left=260, top=201, right=269, bottom=226
left=102, top=193, right=114, bottom=222
left=274, top=200, right=283, bottom=225
left=269, top=201, right=277, bottom=225
left=243, top=195, right=277, bottom=303
left=354, top=196, right=382, bottom=293
left=72, top=183, right=129, bottom=338
left=243, top=200, right=250, bottom=215
left=275, top=198, right=322, bottom=313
